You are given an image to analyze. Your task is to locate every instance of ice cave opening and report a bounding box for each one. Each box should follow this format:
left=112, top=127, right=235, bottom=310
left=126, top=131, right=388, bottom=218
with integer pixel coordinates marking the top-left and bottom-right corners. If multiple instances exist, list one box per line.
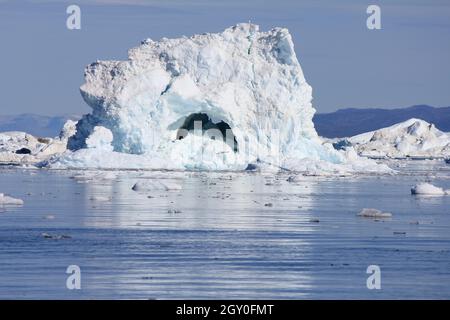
left=175, top=113, right=239, bottom=152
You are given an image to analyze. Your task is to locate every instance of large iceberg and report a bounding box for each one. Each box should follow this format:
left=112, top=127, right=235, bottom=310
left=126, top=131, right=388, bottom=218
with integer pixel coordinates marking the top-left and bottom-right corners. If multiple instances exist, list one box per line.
left=48, top=23, right=387, bottom=173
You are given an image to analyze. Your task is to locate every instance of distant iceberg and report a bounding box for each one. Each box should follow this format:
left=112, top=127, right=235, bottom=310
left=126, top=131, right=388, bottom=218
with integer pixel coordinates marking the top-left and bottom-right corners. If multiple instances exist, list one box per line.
left=0, top=120, right=76, bottom=166
left=338, top=118, right=450, bottom=159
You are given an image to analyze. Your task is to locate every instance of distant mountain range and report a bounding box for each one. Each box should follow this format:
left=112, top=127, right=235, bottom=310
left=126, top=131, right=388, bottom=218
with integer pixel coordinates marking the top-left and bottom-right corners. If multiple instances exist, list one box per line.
left=0, top=113, right=80, bottom=137
left=313, top=105, right=450, bottom=138
left=1, top=105, right=449, bottom=138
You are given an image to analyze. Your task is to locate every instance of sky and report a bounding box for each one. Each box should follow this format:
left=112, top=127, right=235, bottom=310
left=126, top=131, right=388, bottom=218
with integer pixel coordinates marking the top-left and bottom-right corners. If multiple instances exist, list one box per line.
left=0, top=0, right=449, bottom=116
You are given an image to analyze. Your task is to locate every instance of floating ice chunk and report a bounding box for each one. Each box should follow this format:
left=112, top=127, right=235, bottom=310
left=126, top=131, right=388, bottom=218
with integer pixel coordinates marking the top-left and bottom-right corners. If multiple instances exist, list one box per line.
left=41, top=232, right=71, bottom=240
left=357, top=208, right=392, bottom=218
left=0, top=193, right=24, bottom=205
left=71, top=171, right=119, bottom=182
left=411, top=183, right=449, bottom=196
left=132, top=180, right=182, bottom=192
left=89, top=196, right=112, bottom=202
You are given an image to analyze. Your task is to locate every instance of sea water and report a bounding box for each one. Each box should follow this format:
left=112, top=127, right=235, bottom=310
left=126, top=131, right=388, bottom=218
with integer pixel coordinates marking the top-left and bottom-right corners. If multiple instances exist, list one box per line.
left=0, top=161, right=449, bottom=299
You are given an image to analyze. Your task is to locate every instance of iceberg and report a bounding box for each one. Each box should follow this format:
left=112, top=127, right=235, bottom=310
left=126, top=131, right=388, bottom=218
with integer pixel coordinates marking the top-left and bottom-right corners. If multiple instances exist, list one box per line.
left=0, top=120, right=76, bottom=165
left=342, top=119, right=450, bottom=159
left=42, top=23, right=388, bottom=174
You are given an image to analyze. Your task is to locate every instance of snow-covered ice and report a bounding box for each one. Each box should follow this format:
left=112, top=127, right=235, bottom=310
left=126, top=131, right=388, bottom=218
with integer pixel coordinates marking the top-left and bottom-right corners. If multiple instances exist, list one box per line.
left=357, top=208, right=392, bottom=218
left=0, top=120, right=77, bottom=165
left=132, top=180, right=182, bottom=192
left=85, top=126, right=114, bottom=152
left=41, top=23, right=388, bottom=174
left=411, top=182, right=450, bottom=196
left=0, top=193, right=24, bottom=205
left=338, top=119, right=450, bottom=159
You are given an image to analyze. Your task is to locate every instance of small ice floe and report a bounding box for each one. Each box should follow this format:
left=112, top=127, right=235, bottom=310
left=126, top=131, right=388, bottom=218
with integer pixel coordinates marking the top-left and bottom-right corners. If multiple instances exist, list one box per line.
left=89, top=195, right=112, bottom=202
left=100, top=171, right=119, bottom=180
left=71, top=172, right=97, bottom=183
left=357, top=208, right=392, bottom=219
left=132, top=180, right=182, bottom=192
left=71, top=171, right=119, bottom=184
left=0, top=193, right=24, bottom=205
left=41, top=232, right=71, bottom=240
left=411, top=183, right=450, bottom=196
left=43, top=215, right=55, bottom=220
left=216, top=174, right=233, bottom=181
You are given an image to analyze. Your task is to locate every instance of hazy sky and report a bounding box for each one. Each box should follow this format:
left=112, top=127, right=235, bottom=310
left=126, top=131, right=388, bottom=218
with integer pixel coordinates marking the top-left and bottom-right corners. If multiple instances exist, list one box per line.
left=0, top=0, right=449, bottom=115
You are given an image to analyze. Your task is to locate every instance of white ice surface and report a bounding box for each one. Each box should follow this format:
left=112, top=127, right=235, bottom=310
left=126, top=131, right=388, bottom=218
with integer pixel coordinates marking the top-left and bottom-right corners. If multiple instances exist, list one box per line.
left=0, top=120, right=77, bottom=165
left=0, top=193, right=24, bottom=205
left=411, top=182, right=450, bottom=195
left=132, top=180, right=182, bottom=192
left=347, top=119, right=450, bottom=159
left=357, top=208, right=392, bottom=218
left=43, top=23, right=389, bottom=174
left=85, top=126, right=114, bottom=152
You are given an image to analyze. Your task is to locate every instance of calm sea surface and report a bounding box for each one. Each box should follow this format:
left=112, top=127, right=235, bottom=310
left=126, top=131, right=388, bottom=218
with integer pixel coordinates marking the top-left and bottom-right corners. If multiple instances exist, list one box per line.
left=0, top=161, right=449, bottom=299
